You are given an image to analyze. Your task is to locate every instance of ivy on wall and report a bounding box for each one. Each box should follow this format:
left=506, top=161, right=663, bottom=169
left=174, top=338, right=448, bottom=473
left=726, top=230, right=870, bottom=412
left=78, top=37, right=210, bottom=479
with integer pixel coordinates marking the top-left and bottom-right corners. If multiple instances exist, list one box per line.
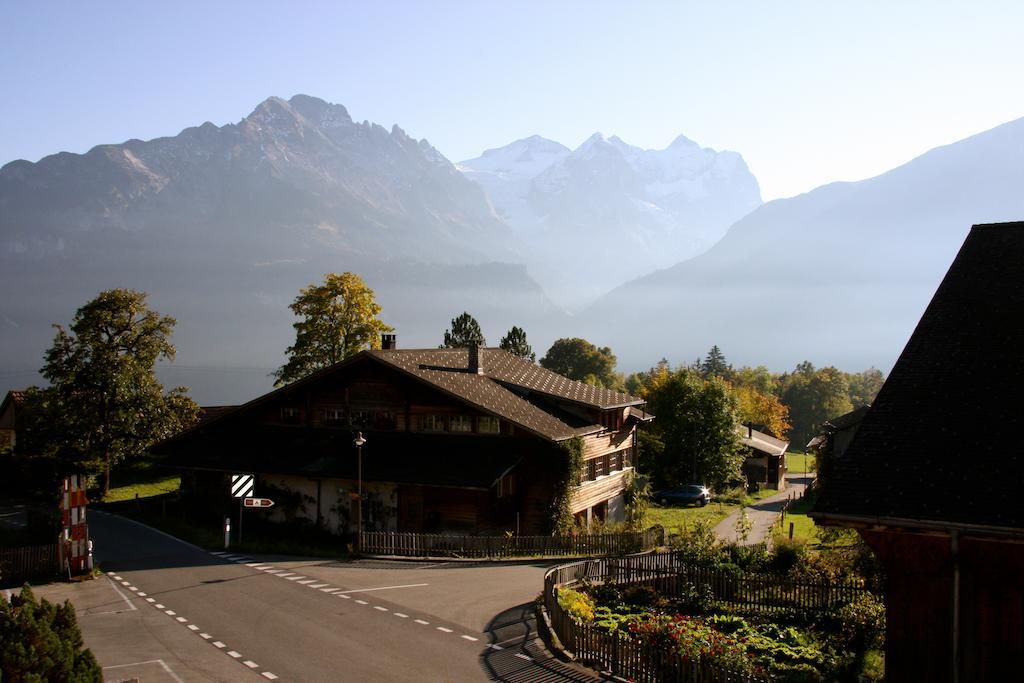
left=550, top=436, right=584, bottom=535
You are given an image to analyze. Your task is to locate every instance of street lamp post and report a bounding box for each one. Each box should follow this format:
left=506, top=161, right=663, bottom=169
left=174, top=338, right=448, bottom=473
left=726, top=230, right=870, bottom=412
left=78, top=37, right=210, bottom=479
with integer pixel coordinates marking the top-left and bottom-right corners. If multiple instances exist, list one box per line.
left=354, top=432, right=366, bottom=552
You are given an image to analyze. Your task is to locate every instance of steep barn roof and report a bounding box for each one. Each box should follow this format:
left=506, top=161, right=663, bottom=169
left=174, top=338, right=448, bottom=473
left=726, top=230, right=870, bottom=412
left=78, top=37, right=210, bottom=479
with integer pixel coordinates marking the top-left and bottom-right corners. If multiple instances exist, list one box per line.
left=812, top=222, right=1024, bottom=531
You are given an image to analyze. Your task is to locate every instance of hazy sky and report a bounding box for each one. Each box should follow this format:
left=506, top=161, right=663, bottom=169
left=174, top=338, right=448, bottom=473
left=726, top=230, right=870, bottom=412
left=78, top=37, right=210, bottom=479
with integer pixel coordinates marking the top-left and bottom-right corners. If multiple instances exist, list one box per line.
left=3, top=1, right=1023, bottom=200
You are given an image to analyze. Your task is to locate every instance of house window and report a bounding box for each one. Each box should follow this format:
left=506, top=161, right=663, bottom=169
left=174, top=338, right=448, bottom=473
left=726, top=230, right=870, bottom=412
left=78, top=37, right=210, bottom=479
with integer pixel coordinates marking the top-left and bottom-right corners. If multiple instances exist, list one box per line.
left=421, top=415, right=445, bottom=432
left=281, top=406, right=301, bottom=424
left=600, top=410, right=621, bottom=431
left=323, top=407, right=345, bottom=425
left=478, top=416, right=500, bottom=434
left=450, top=415, right=472, bottom=433
left=374, top=410, right=396, bottom=430
left=350, top=409, right=371, bottom=429
left=496, top=473, right=517, bottom=498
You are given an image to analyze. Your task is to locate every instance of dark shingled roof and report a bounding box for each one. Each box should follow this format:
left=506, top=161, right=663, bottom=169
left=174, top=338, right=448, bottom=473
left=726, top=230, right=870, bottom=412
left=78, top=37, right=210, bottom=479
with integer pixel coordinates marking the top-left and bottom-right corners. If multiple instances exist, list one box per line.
left=812, top=222, right=1024, bottom=531
left=365, top=347, right=642, bottom=441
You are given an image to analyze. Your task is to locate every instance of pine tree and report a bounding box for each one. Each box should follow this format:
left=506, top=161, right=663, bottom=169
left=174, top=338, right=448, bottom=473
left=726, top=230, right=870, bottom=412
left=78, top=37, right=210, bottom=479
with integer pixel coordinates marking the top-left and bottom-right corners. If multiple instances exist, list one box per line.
left=441, top=312, right=486, bottom=348
left=0, top=585, right=101, bottom=681
left=498, top=326, right=535, bottom=362
left=700, top=345, right=732, bottom=379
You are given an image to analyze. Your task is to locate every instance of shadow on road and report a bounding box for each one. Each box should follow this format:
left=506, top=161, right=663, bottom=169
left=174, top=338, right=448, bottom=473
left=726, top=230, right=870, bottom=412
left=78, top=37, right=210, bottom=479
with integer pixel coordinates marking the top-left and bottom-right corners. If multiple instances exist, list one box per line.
left=479, top=602, right=602, bottom=682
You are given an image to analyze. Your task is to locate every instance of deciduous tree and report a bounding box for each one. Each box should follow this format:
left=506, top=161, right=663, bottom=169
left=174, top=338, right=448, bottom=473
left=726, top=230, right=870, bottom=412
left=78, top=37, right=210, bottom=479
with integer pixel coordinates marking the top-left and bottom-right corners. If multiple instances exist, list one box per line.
left=441, top=312, right=486, bottom=348
left=540, top=338, right=620, bottom=389
left=641, top=368, right=744, bottom=490
left=275, top=272, right=392, bottom=385
left=38, top=289, right=198, bottom=495
left=498, top=326, right=535, bottom=361
left=780, top=361, right=854, bottom=448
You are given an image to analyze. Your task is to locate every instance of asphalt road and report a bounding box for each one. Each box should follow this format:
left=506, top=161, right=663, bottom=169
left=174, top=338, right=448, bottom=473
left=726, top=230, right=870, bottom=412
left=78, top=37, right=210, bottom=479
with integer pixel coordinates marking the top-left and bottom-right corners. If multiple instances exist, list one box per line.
left=55, top=511, right=601, bottom=682
left=714, top=473, right=812, bottom=545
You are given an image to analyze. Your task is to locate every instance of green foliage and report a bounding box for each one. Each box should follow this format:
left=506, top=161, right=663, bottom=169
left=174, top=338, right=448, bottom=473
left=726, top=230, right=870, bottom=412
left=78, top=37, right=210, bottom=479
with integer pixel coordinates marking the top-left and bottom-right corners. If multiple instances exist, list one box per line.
left=557, top=588, right=596, bottom=623
left=699, top=345, right=732, bottom=379
left=780, top=361, right=854, bottom=448
left=669, top=520, right=724, bottom=566
left=29, top=289, right=198, bottom=494
left=498, top=326, right=535, bottom=362
left=846, top=367, right=885, bottom=407
left=539, top=338, right=620, bottom=389
left=832, top=594, right=885, bottom=652
left=441, top=311, right=486, bottom=348
left=629, top=614, right=760, bottom=675
left=623, top=471, right=651, bottom=530
left=642, top=368, right=744, bottom=490
left=0, top=585, right=102, bottom=682
left=733, top=507, right=753, bottom=543
left=551, top=437, right=584, bottom=534
left=275, top=272, right=392, bottom=385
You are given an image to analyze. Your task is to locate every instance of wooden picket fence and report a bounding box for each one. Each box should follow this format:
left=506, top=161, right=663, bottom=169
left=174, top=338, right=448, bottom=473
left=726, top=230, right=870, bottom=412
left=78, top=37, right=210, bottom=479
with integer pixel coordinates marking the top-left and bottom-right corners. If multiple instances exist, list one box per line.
left=359, top=526, right=665, bottom=559
left=542, top=552, right=876, bottom=682
left=0, top=542, right=63, bottom=582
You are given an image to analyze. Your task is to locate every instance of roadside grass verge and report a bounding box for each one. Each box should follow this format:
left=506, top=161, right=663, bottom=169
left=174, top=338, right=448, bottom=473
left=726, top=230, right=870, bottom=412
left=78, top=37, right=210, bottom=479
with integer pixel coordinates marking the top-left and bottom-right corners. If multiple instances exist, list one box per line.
left=103, top=455, right=181, bottom=502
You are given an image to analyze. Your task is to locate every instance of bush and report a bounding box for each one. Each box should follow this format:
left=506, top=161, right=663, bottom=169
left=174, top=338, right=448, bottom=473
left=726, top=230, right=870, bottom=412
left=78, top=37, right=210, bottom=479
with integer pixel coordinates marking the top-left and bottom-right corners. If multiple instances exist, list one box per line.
left=629, top=614, right=761, bottom=676
left=621, top=584, right=660, bottom=607
left=833, top=594, right=885, bottom=652
left=769, top=537, right=808, bottom=573
left=0, top=585, right=101, bottom=682
left=557, top=588, right=596, bottom=623
left=670, top=520, right=724, bottom=567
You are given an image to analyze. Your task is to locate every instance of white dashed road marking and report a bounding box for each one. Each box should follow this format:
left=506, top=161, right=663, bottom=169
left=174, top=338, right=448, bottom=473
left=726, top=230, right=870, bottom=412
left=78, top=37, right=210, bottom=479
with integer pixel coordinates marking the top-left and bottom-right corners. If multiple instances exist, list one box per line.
left=355, top=599, right=368, bottom=605
left=394, top=612, right=408, bottom=618
left=437, top=627, right=453, bottom=633
left=374, top=606, right=388, bottom=612
left=262, top=673, right=279, bottom=680
left=243, top=660, right=259, bottom=669
left=213, top=641, right=226, bottom=649
left=227, top=650, right=242, bottom=659
left=415, top=619, right=429, bottom=625
left=461, top=635, right=478, bottom=642
left=187, top=625, right=199, bottom=631
left=334, top=583, right=428, bottom=594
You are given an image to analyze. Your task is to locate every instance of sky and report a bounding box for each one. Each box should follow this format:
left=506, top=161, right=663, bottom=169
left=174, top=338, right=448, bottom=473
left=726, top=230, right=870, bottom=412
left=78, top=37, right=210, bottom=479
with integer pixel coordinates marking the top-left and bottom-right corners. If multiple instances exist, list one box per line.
left=3, top=1, right=1024, bottom=200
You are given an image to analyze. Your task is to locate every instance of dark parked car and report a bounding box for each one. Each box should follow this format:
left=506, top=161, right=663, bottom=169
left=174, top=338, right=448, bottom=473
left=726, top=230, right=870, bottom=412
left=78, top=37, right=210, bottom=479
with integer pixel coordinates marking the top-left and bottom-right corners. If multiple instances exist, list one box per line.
left=655, top=484, right=712, bottom=507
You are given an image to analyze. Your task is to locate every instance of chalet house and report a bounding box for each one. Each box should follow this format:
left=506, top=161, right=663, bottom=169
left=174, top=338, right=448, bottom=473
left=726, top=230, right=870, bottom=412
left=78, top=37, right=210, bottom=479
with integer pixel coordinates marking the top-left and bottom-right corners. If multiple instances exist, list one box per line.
left=811, top=222, right=1024, bottom=682
left=805, top=405, right=869, bottom=483
left=156, top=338, right=652, bottom=536
left=739, top=425, right=789, bottom=491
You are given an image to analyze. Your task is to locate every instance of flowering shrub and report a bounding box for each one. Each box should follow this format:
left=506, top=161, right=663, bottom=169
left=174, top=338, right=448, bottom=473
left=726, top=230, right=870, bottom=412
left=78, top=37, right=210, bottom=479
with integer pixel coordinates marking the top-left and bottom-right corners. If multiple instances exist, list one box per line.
left=628, top=614, right=761, bottom=675
left=557, top=588, right=596, bottom=623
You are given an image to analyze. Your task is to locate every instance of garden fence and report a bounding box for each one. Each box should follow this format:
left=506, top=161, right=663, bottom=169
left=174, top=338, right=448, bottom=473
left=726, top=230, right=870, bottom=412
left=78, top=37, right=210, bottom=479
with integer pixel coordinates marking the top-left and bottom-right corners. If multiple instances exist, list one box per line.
left=542, top=552, right=876, bottom=682
left=360, top=526, right=665, bottom=559
left=0, top=542, right=63, bottom=581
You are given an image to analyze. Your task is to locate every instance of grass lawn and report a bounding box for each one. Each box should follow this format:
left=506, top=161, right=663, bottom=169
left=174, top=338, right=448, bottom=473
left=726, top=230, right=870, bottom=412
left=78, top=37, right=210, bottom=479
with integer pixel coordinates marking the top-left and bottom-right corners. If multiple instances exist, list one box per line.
left=785, top=451, right=816, bottom=475
left=644, top=502, right=735, bottom=536
left=103, top=455, right=181, bottom=502
left=779, top=495, right=819, bottom=543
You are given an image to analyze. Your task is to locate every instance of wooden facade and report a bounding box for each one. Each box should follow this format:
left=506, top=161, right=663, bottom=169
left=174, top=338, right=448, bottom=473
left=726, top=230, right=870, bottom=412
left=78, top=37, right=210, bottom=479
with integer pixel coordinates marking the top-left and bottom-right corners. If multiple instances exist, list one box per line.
left=160, top=346, right=650, bottom=536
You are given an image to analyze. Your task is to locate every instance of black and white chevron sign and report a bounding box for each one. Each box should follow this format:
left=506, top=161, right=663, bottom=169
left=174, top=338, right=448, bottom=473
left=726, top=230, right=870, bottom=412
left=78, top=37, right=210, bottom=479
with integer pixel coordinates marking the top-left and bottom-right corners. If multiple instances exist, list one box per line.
left=231, top=474, right=255, bottom=498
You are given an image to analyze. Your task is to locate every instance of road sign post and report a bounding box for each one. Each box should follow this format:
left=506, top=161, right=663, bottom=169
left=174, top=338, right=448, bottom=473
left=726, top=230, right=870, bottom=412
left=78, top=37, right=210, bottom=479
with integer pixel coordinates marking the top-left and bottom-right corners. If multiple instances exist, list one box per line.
left=231, top=474, right=255, bottom=547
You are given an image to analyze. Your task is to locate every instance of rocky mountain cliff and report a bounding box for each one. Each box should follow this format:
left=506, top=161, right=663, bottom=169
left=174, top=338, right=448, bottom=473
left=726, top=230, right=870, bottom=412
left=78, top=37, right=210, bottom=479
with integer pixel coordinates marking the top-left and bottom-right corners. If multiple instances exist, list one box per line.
left=581, top=115, right=1024, bottom=372
left=0, top=96, right=560, bottom=403
left=459, top=132, right=762, bottom=306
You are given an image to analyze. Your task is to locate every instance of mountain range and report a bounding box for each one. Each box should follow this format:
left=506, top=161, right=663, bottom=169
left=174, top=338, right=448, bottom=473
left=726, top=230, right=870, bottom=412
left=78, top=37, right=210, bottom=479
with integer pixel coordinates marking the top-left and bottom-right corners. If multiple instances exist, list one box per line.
left=581, top=114, right=1024, bottom=372
left=459, top=133, right=761, bottom=305
left=2, top=94, right=1023, bottom=404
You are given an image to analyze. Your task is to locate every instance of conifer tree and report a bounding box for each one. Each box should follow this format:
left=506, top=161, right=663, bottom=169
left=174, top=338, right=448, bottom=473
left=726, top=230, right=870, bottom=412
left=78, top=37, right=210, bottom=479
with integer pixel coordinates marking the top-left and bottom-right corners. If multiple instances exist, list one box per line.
left=499, top=326, right=535, bottom=362
left=441, top=312, right=486, bottom=348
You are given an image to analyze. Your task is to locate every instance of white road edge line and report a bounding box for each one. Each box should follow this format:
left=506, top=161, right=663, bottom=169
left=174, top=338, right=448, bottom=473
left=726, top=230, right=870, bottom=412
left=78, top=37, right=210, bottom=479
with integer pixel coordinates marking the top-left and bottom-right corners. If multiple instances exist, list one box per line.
left=393, top=612, right=408, bottom=618
left=102, top=659, right=184, bottom=683
left=175, top=616, right=187, bottom=623
left=187, top=625, right=199, bottom=631
left=355, top=599, right=368, bottom=605
left=199, top=633, right=212, bottom=639
left=104, top=577, right=138, bottom=613
left=334, top=583, right=428, bottom=594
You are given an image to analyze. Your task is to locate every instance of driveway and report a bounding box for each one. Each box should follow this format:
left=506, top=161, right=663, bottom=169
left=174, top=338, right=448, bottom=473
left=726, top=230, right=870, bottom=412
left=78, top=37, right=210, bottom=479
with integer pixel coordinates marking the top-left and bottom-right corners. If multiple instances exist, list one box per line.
left=713, top=474, right=813, bottom=545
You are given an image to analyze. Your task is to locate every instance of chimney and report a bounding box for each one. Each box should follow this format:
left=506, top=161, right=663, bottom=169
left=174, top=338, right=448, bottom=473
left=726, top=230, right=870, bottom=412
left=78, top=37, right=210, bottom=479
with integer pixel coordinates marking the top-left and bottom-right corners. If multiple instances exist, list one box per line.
left=381, top=334, right=396, bottom=350
left=468, top=342, right=484, bottom=375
